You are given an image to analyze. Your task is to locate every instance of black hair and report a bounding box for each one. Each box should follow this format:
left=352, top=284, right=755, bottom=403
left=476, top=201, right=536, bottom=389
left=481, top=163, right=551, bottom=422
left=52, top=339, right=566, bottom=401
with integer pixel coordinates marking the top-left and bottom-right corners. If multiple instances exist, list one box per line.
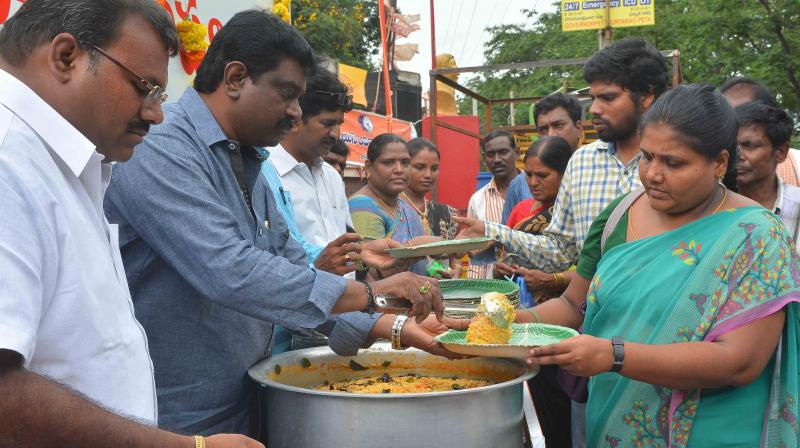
left=330, top=139, right=350, bottom=158
left=366, top=133, right=407, bottom=163
left=524, top=136, right=572, bottom=174
left=734, top=101, right=794, bottom=149
left=194, top=9, right=315, bottom=94
left=533, top=93, right=582, bottom=125
left=0, top=0, right=179, bottom=66
left=299, top=66, right=353, bottom=122
left=583, top=37, right=668, bottom=101
left=720, top=77, right=776, bottom=106
left=407, top=137, right=440, bottom=159
left=641, top=83, right=739, bottom=190
left=481, top=130, right=516, bottom=151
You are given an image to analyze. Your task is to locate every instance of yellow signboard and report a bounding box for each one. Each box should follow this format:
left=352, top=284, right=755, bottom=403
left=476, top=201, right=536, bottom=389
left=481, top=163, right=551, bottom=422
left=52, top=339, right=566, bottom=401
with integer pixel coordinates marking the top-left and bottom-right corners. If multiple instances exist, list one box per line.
left=338, top=63, right=369, bottom=108
left=561, top=0, right=655, bottom=32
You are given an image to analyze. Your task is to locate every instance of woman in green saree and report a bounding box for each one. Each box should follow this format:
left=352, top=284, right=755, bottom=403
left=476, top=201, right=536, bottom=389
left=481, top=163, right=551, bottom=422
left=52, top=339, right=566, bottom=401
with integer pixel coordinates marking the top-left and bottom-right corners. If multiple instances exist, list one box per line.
left=514, top=84, right=800, bottom=447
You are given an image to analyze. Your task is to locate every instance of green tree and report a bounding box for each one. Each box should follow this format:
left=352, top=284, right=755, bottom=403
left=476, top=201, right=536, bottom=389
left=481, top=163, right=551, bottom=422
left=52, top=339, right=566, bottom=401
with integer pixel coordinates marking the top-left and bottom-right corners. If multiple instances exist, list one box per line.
left=292, top=0, right=380, bottom=70
left=458, top=0, right=800, bottom=137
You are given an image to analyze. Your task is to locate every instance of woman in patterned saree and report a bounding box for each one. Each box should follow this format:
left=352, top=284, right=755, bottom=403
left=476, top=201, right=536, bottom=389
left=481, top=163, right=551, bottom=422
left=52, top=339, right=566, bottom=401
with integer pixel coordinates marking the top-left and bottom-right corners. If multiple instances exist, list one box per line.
left=515, top=84, right=800, bottom=447
left=402, top=138, right=461, bottom=277
left=403, top=138, right=459, bottom=240
left=349, top=133, right=432, bottom=276
left=505, top=136, right=572, bottom=233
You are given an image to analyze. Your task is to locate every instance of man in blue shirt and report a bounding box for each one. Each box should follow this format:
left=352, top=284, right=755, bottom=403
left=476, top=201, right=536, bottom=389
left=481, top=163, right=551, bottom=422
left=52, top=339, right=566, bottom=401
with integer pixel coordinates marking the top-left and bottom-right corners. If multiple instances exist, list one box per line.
left=0, top=1, right=259, bottom=447
left=501, top=93, right=584, bottom=224
left=105, top=10, right=445, bottom=437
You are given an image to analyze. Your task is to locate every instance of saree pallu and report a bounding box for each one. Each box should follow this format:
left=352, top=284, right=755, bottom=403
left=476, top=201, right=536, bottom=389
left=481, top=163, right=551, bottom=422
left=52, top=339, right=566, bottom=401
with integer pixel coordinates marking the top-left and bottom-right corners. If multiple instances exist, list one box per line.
left=349, top=194, right=428, bottom=275
left=428, top=201, right=457, bottom=239
left=512, top=202, right=551, bottom=235
left=584, top=206, right=800, bottom=448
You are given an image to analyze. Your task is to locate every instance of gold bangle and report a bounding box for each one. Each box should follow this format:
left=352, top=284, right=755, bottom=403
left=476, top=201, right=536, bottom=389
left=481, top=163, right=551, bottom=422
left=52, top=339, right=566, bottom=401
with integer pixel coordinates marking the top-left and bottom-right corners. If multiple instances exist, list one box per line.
left=553, top=272, right=567, bottom=289
left=194, top=435, right=206, bottom=448
left=552, top=272, right=566, bottom=289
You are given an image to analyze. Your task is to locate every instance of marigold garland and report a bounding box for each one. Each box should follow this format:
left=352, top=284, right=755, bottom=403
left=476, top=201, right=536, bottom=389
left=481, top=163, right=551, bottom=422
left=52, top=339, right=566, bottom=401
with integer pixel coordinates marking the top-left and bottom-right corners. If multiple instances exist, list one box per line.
left=176, top=19, right=209, bottom=62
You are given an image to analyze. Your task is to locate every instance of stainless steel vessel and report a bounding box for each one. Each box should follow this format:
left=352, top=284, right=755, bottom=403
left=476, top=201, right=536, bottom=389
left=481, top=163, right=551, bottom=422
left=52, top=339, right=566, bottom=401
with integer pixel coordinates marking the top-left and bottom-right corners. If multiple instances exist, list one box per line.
left=248, top=342, right=537, bottom=448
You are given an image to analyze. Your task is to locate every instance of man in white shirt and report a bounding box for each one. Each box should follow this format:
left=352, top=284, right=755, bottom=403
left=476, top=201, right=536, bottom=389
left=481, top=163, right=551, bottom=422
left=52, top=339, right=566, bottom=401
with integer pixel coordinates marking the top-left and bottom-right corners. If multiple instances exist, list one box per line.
left=467, top=130, right=521, bottom=278
left=267, top=67, right=355, bottom=262
left=262, top=66, right=358, bottom=353
left=0, top=1, right=259, bottom=447
left=734, top=101, right=800, bottom=249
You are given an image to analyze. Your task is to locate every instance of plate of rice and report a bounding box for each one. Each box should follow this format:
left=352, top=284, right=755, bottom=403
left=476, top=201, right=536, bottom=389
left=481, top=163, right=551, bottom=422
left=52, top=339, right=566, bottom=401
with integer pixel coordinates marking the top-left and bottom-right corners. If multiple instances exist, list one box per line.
left=435, top=322, right=579, bottom=358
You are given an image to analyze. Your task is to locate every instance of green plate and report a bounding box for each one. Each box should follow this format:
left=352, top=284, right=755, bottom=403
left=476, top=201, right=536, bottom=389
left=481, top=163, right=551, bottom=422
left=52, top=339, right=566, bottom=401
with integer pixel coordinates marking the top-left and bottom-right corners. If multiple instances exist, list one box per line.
left=440, top=279, right=519, bottom=301
left=435, top=323, right=578, bottom=358
left=386, top=237, right=494, bottom=259
left=439, top=279, right=520, bottom=318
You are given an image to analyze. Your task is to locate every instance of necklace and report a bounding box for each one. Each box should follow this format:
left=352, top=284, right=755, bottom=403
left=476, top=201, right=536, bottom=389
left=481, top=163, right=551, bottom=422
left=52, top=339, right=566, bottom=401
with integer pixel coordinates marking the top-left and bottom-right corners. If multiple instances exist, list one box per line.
left=368, top=184, right=400, bottom=218
left=629, top=186, right=728, bottom=240
left=401, top=192, right=429, bottom=228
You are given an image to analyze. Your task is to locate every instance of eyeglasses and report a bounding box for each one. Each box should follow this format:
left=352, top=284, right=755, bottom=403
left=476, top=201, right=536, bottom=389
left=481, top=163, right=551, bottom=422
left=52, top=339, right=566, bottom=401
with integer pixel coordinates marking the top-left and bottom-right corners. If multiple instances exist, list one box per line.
left=313, top=90, right=353, bottom=106
left=91, top=45, right=168, bottom=104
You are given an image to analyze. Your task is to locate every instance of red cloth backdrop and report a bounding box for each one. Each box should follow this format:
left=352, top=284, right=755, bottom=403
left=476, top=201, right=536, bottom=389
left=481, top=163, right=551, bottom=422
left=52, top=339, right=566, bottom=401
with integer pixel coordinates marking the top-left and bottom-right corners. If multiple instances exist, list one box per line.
left=422, top=115, right=480, bottom=212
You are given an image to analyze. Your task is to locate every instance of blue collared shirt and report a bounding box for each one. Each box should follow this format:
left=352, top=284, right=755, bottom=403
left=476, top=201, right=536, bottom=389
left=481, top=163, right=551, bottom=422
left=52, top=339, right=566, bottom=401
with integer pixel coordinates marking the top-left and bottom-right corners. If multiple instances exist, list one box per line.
left=104, top=88, right=379, bottom=435
left=501, top=172, right=533, bottom=224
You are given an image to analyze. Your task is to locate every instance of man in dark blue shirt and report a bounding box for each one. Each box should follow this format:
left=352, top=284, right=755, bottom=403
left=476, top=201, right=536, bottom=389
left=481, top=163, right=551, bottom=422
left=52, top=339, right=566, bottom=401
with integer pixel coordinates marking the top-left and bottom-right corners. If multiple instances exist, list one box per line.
left=105, top=10, right=445, bottom=436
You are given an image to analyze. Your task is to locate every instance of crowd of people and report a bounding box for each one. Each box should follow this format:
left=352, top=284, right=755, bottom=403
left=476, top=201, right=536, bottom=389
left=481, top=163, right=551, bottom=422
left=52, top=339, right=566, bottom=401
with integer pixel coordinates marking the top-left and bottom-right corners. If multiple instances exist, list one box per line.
left=1, top=1, right=799, bottom=448
left=454, top=40, right=800, bottom=448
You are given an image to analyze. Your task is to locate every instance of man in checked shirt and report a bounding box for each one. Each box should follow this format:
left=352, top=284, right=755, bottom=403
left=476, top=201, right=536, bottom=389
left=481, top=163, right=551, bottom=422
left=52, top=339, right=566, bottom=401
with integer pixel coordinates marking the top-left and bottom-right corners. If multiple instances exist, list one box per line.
left=456, top=37, right=669, bottom=448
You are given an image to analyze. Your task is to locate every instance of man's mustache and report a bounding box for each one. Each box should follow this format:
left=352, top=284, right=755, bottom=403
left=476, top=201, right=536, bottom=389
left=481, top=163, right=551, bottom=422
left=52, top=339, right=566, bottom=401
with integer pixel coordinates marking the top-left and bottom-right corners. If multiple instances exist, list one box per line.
left=277, top=117, right=296, bottom=131
left=126, top=120, right=150, bottom=135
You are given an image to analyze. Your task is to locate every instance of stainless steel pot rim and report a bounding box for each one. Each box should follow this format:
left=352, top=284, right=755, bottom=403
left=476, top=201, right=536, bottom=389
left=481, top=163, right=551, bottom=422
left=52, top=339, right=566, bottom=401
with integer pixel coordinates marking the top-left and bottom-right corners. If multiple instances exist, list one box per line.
left=248, top=344, right=537, bottom=399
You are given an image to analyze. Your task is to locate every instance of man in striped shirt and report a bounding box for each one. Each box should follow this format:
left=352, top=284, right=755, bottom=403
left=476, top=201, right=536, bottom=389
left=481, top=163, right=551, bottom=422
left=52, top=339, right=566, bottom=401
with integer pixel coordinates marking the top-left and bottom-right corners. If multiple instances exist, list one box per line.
left=461, top=38, right=668, bottom=272
left=467, top=130, right=520, bottom=278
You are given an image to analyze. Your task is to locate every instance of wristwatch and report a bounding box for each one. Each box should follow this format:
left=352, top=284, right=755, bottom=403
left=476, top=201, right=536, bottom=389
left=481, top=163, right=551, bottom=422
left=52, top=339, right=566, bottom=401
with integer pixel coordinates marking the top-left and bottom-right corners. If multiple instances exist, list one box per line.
left=360, top=281, right=376, bottom=316
left=611, top=336, right=625, bottom=373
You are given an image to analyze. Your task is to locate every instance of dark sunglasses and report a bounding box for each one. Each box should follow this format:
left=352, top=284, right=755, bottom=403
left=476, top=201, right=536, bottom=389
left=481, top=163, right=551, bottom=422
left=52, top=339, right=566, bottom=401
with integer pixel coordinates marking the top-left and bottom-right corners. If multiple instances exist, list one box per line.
left=313, top=90, right=353, bottom=107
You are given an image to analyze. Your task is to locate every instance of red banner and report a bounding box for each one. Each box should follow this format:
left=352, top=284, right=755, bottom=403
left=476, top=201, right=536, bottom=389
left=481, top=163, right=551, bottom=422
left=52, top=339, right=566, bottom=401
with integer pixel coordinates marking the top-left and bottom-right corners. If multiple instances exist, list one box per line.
left=339, top=111, right=412, bottom=166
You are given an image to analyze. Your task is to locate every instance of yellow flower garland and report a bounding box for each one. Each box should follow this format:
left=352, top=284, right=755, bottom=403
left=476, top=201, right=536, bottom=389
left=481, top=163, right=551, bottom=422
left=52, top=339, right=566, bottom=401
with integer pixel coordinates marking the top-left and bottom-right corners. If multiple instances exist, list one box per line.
left=176, top=19, right=209, bottom=54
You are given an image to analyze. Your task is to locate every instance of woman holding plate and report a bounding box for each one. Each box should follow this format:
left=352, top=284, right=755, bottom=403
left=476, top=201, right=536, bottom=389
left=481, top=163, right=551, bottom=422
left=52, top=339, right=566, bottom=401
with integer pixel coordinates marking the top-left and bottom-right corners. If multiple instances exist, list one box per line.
left=349, top=133, right=439, bottom=277
left=402, top=137, right=462, bottom=277
left=403, top=137, right=459, bottom=240
left=454, top=84, right=800, bottom=447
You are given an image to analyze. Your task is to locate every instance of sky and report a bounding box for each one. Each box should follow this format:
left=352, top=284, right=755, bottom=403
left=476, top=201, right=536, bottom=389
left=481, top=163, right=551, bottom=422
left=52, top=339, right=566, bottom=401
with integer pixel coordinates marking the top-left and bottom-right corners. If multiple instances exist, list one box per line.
left=391, top=0, right=559, bottom=93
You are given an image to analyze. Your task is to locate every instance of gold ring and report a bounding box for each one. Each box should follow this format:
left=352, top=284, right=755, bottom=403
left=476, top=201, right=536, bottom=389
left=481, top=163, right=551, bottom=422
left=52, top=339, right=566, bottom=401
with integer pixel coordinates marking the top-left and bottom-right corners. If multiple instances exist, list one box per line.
left=344, top=253, right=352, bottom=263
left=419, top=280, right=432, bottom=294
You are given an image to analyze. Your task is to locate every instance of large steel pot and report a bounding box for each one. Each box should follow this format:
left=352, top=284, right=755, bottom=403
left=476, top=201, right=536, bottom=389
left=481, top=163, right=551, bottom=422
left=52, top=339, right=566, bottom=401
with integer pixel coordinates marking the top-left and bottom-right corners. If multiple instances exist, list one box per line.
left=248, top=342, right=537, bottom=448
